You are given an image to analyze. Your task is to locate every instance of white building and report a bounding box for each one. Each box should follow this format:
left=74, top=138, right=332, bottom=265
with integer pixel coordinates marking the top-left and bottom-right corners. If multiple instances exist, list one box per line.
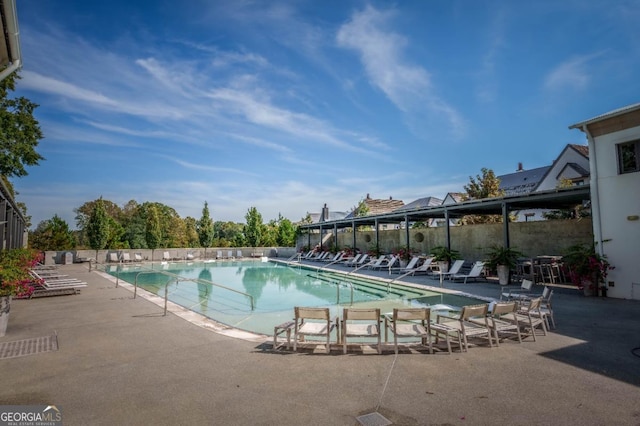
left=570, top=103, right=640, bottom=300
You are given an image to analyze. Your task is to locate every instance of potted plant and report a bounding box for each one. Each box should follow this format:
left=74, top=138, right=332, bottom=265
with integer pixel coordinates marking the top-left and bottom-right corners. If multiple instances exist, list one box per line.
left=0, top=248, right=43, bottom=336
left=485, top=245, right=524, bottom=285
left=393, top=247, right=416, bottom=268
left=367, top=245, right=383, bottom=258
left=562, top=244, right=613, bottom=296
left=429, top=246, right=460, bottom=273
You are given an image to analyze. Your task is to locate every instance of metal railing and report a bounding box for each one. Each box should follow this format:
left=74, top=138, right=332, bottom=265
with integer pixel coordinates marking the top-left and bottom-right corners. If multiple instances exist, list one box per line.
left=94, top=261, right=255, bottom=314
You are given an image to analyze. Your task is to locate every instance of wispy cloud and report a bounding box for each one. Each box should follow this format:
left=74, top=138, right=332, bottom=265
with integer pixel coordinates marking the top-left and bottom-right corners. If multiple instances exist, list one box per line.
left=21, top=71, right=119, bottom=107
left=336, top=5, right=465, bottom=139
left=544, top=53, right=604, bottom=92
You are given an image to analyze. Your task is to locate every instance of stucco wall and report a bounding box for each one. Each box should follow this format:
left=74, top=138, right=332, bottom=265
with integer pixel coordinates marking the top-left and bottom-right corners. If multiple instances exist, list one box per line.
left=591, top=125, right=640, bottom=300
left=299, top=219, right=593, bottom=261
left=42, top=246, right=298, bottom=265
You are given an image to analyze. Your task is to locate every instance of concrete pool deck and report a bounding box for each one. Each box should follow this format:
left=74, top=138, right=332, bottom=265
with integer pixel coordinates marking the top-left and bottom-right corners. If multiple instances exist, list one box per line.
left=1, top=262, right=639, bottom=425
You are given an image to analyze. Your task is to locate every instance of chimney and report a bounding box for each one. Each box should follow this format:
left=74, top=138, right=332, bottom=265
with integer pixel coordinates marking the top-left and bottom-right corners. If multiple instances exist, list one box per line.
left=366, top=193, right=371, bottom=200
left=321, top=203, right=329, bottom=222
left=517, top=162, right=523, bottom=172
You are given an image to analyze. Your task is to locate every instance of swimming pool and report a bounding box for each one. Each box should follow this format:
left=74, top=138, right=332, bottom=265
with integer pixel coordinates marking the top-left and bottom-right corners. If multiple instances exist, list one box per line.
left=106, top=260, right=485, bottom=336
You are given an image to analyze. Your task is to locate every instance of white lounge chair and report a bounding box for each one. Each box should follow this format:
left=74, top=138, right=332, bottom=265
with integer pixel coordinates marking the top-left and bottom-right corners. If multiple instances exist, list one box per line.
left=342, top=254, right=362, bottom=267
left=121, top=252, right=132, bottom=263
left=500, top=278, right=534, bottom=301
left=451, top=261, right=486, bottom=284
left=437, top=259, right=465, bottom=280
left=391, top=256, right=421, bottom=274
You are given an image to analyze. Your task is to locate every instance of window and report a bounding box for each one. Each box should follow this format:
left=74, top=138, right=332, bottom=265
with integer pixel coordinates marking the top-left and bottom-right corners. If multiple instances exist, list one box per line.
left=617, top=139, right=640, bottom=174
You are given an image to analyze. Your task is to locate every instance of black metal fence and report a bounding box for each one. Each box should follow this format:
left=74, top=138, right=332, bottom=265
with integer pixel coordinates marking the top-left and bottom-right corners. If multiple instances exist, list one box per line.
left=0, top=178, right=26, bottom=250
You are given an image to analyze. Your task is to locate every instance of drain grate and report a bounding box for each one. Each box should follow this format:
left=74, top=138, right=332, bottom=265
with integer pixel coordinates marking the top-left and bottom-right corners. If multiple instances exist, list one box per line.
left=0, top=335, right=58, bottom=359
left=356, top=412, right=392, bottom=426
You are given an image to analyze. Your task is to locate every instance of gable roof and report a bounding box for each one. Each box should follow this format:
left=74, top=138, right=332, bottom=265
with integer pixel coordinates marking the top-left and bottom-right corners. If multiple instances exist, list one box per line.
left=557, top=162, right=589, bottom=180
left=442, top=192, right=465, bottom=204
left=394, top=196, right=443, bottom=212
left=568, top=144, right=589, bottom=158
left=344, top=195, right=404, bottom=219
left=498, top=166, right=551, bottom=196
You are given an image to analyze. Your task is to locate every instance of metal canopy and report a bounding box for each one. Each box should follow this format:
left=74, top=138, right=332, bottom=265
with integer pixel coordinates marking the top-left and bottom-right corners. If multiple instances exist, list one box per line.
left=300, top=185, right=590, bottom=231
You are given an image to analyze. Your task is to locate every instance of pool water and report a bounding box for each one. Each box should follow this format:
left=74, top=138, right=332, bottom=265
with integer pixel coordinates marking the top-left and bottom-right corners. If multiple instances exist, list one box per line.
left=106, top=260, right=485, bottom=336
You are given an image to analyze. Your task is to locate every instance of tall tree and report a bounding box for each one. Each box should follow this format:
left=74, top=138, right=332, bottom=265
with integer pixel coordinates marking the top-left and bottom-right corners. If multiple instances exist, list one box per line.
left=197, top=201, right=214, bottom=247
left=463, top=168, right=504, bottom=200
left=87, top=197, right=109, bottom=249
left=276, top=216, right=296, bottom=247
left=183, top=217, right=200, bottom=248
left=29, top=215, right=76, bottom=251
left=461, top=168, right=505, bottom=225
left=0, top=72, right=44, bottom=178
left=244, top=207, right=263, bottom=247
left=145, top=204, right=162, bottom=249
left=75, top=198, right=123, bottom=247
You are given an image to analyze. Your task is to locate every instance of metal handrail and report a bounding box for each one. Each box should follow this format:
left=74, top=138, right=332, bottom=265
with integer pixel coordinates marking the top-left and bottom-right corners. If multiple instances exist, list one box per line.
left=335, top=280, right=354, bottom=306
left=133, top=269, right=255, bottom=313
left=93, top=262, right=255, bottom=313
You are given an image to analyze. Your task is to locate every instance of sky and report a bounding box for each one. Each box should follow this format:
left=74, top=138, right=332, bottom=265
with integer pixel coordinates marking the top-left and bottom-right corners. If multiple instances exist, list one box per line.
left=12, top=0, right=640, bottom=229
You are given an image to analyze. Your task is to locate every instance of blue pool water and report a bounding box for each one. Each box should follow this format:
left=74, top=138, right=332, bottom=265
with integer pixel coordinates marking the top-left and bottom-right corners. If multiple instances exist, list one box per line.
left=106, top=260, right=485, bottom=336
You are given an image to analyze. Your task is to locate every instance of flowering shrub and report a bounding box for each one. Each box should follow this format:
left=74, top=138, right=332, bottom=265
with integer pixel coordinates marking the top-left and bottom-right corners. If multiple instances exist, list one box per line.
left=341, top=247, right=355, bottom=257
left=393, top=247, right=415, bottom=262
left=0, top=248, right=43, bottom=297
left=563, top=244, right=614, bottom=289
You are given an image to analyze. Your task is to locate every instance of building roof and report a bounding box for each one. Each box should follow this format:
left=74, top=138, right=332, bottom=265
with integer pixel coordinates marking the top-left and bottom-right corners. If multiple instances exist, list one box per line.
left=442, top=192, right=465, bottom=204
left=569, top=102, right=640, bottom=129
left=344, top=194, right=404, bottom=219
left=0, top=0, right=22, bottom=81
left=557, top=162, right=589, bottom=180
left=498, top=166, right=551, bottom=196
left=394, top=196, right=442, bottom=212
left=568, top=144, right=589, bottom=158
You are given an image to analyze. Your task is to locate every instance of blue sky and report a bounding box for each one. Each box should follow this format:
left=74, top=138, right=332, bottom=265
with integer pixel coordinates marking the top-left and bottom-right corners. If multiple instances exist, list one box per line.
left=13, top=0, right=640, bottom=229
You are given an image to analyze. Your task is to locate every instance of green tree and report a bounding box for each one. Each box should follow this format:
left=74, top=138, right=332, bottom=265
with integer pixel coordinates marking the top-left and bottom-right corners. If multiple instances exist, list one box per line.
left=351, top=199, right=370, bottom=217
left=197, top=201, right=214, bottom=247
left=29, top=215, right=76, bottom=251
left=214, top=221, right=246, bottom=247
left=75, top=198, right=123, bottom=248
left=184, top=217, right=200, bottom=247
left=276, top=216, right=296, bottom=247
left=464, top=168, right=504, bottom=200
left=0, top=73, right=44, bottom=178
left=462, top=168, right=504, bottom=225
left=145, top=204, right=162, bottom=249
left=121, top=200, right=147, bottom=249
left=86, top=197, right=109, bottom=249
left=262, top=219, right=278, bottom=247
left=244, top=207, right=263, bottom=247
